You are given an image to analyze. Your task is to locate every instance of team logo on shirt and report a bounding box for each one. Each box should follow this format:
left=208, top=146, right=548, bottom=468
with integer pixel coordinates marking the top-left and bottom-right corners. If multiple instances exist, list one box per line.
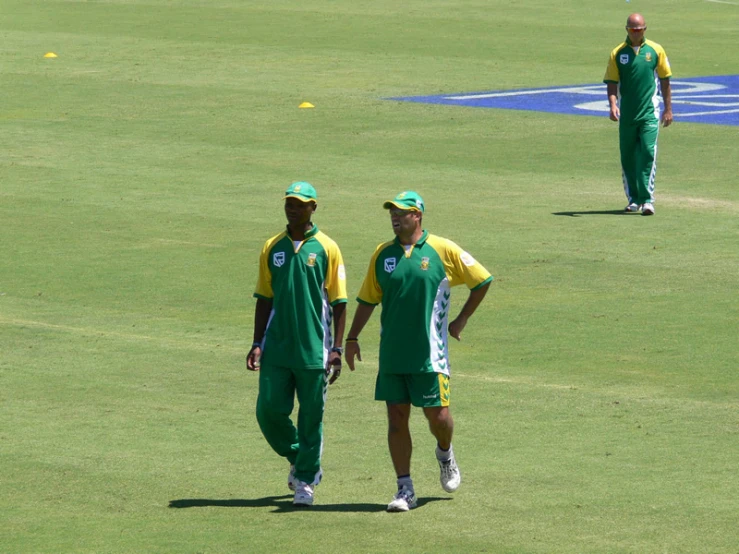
left=306, top=252, right=317, bottom=267
left=273, top=251, right=285, bottom=267
left=420, top=257, right=430, bottom=271
left=461, top=251, right=476, bottom=267
left=645, top=52, right=652, bottom=62
left=619, top=54, right=629, bottom=65
left=384, top=257, right=396, bottom=273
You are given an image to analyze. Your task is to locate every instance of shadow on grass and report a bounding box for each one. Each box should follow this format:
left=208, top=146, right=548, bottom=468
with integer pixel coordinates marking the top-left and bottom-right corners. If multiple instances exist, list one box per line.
left=552, top=210, right=632, bottom=217
left=168, top=495, right=451, bottom=513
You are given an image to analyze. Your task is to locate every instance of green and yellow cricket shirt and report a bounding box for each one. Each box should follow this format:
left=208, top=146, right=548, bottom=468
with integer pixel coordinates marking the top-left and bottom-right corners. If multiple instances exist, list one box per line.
left=604, top=37, right=672, bottom=123
left=254, top=225, right=347, bottom=370
left=357, top=230, right=492, bottom=376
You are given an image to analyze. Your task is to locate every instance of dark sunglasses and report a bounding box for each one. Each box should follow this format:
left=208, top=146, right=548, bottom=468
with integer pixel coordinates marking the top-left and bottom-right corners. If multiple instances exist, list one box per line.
left=626, top=27, right=646, bottom=32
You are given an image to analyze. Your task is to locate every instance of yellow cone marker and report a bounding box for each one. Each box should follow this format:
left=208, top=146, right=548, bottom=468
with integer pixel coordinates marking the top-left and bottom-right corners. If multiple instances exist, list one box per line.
left=44, top=52, right=58, bottom=58
left=298, top=102, right=314, bottom=109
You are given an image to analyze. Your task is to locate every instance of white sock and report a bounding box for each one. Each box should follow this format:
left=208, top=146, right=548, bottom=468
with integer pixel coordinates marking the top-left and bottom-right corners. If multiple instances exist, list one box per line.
left=397, top=475, right=413, bottom=490
left=436, top=444, right=453, bottom=462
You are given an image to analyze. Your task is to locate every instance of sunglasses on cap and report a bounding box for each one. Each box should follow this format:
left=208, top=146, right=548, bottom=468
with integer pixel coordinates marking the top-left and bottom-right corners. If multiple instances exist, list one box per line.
left=626, top=26, right=646, bottom=32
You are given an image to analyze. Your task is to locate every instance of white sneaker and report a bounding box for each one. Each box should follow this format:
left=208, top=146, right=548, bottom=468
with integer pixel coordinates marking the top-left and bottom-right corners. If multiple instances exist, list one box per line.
left=625, top=203, right=640, bottom=212
left=641, top=203, right=655, bottom=216
left=293, top=481, right=314, bottom=506
left=387, top=486, right=417, bottom=512
left=438, top=452, right=461, bottom=492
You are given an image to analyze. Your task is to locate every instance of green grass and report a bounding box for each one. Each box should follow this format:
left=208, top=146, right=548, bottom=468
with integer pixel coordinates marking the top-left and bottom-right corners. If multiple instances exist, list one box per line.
left=1, top=0, right=738, bottom=552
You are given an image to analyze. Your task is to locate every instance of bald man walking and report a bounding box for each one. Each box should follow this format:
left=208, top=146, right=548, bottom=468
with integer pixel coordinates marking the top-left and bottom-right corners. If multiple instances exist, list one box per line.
left=604, top=13, right=673, bottom=216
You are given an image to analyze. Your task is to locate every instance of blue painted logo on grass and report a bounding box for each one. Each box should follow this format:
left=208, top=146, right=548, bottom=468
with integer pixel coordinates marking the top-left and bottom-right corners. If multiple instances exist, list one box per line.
left=391, top=75, right=739, bottom=127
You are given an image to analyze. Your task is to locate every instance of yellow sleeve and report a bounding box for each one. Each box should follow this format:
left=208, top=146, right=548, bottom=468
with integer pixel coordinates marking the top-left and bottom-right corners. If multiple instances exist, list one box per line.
left=603, top=43, right=625, bottom=83
left=314, top=232, right=348, bottom=305
left=356, top=242, right=391, bottom=305
left=654, top=43, right=672, bottom=79
left=253, top=232, right=285, bottom=299
left=427, top=235, right=492, bottom=289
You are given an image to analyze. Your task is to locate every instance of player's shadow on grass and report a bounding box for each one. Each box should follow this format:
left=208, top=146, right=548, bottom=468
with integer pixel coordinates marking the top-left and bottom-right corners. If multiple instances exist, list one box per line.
left=552, top=209, right=633, bottom=217
left=168, top=495, right=450, bottom=513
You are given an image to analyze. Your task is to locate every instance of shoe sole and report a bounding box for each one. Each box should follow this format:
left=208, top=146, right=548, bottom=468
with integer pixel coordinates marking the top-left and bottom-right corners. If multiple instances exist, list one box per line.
left=387, top=502, right=416, bottom=512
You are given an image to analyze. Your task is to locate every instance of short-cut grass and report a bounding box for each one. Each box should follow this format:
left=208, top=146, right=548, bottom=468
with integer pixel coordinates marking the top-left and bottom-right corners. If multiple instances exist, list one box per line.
left=1, top=1, right=737, bottom=552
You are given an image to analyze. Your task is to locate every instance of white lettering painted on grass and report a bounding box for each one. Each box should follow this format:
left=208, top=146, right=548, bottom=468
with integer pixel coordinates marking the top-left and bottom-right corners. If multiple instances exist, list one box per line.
left=573, top=81, right=739, bottom=118
left=391, top=76, right=739, bottom=126
left=446, top=84, right=604, bottom=101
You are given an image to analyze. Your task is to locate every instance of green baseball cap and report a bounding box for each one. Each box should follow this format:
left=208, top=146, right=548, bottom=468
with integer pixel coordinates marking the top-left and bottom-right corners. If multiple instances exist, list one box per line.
left=383, top=190, right=425, bottom=213
left=284, top=181, right=317, bottom=203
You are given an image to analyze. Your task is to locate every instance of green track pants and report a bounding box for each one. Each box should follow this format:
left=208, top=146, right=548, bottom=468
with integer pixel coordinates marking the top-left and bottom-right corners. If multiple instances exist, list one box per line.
left=256, top=364, right=328, bottom=485
left=619, top=118, right=660, bottom=205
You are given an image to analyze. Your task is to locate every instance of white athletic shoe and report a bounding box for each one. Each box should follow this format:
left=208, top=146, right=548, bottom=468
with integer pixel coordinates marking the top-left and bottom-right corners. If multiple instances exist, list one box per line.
left=641, top=203, right=655, bottom=216
left=625, top=203, right=640, bottom=212
left=293, top=481, right=314, bottom=506
left=288, top=465, right=297, bottom=492
left=438, top=451, right=462, bottom=493
left=387, top=486, right=417, bottom=512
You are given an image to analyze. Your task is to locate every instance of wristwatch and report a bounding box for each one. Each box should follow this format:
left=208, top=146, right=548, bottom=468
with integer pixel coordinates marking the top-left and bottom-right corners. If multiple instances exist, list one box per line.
left=331, top=347, right=343, bottom=355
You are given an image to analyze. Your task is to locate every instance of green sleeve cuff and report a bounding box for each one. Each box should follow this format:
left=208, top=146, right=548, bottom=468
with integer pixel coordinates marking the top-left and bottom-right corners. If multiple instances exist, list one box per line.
left=330, top=298, right=348, bottom=307
left=356, top=297, right=378, bottom=306
left=253, top=293, right=272, bottom=301
left=471, top=276, right=493, bottom=291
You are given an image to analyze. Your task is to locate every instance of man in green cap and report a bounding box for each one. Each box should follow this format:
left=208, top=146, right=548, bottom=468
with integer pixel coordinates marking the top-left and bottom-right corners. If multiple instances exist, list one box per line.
left=246, top=181, right=347, bottom=507
left=345, top=191, right=492, bottom=512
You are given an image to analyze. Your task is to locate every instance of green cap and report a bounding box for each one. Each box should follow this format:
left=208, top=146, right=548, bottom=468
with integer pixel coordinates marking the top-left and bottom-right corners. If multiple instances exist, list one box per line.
left=284, top=181, right=317, bottom=203
left=383, top=190, right=425, bottom=213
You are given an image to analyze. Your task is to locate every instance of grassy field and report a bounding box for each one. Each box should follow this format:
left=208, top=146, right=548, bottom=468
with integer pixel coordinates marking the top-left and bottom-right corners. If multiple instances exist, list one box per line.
left=1, top=0, right=738, bottom=552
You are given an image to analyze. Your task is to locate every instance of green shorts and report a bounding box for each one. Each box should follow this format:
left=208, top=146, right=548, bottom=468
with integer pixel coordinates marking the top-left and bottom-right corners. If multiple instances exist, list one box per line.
left=375, top=371, right=450, bottom=408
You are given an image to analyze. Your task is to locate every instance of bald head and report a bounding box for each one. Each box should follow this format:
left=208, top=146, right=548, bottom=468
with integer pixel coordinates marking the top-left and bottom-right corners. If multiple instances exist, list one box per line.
left=626, top=13, right=646, bottom=29
left=625, top=13, right=646, bottom=42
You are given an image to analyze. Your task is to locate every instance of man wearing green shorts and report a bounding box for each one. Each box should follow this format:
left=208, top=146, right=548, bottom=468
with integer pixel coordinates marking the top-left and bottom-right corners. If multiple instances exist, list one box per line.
left=604, top=12, right=673, bottom=216
left=345, top=191, right=492, bottom=512
left=246, top=182, right=347, bottom=507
